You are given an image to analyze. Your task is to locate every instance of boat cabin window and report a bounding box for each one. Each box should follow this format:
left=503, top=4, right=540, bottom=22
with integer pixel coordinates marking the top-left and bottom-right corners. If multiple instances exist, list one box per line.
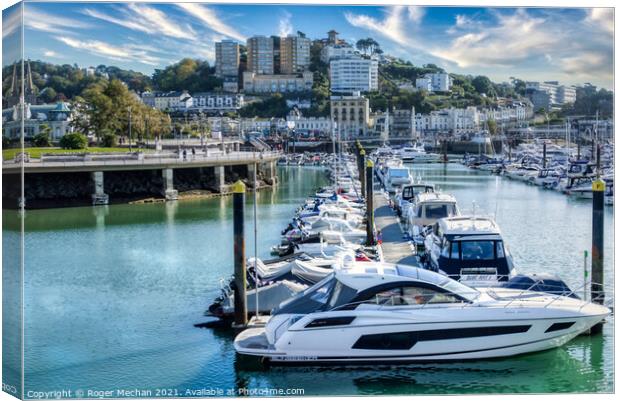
left=461, top=241, right=495, bottom=260
left=425, top=203, right=457, bottom=219
left=402, top=186, right=414, bottom=199
left=496, top=241, right=505, bottom=258
left=442, top=239, right=506, bottom=261
left=360, top=284, right=464, bottom=306
left=450, top=242, right=460, bottom=258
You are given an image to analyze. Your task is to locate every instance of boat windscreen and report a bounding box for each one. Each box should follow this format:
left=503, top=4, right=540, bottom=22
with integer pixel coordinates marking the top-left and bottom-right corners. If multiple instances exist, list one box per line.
left=272, top=273, right=357, bottom=315
left=439, top=279, right=480, bottom=302
left=396, top=264, right=480, bottom=302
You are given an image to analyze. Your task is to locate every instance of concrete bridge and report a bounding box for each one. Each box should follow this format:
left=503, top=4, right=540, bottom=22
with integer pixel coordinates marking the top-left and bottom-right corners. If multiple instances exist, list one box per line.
left=2, top=150, right=281, bottom=207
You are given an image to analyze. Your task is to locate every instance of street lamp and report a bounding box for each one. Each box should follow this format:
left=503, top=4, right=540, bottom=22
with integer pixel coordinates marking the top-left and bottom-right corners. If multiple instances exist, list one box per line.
left=127, top=106, right=132, bottom=152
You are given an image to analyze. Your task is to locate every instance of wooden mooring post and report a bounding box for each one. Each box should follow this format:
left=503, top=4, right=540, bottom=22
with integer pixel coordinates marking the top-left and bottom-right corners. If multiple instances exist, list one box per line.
left=232, top=180, right=247, bottom=328
left=590, top=145, right=605, bottom=334
left=365, top=159, right=375, bottom=246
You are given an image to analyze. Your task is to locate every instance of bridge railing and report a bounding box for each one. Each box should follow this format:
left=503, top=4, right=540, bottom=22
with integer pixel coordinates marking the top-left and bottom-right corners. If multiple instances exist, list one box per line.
left=4, top=150, right=282, bottom=169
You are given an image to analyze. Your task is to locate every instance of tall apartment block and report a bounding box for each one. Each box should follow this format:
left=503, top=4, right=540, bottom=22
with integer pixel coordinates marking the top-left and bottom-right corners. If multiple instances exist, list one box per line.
left=247, top=36, right=275, bottom=75
left=280, top=34, right=311, bottom=74
left=215, top=40, right=240, bottom=78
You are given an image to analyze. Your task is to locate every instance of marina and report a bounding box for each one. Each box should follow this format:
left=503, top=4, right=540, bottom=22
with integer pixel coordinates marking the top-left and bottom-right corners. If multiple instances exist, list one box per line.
left=1, top=2, right=615, bottom=398
left=3, top=158, right=613, bottom=394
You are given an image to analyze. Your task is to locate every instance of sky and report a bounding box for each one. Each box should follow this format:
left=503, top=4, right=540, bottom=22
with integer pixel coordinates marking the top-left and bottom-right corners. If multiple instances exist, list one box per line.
left=2, top=2, right=615, bottom=89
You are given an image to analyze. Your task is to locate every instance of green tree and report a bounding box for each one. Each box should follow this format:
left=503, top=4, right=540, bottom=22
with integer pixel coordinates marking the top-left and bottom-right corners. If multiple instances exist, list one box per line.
left=33, top=125, right=52, bottom=147
left=59, top=132, right=88, bottom=149
left=101, top=130, right=118, bottom=147
left=151, top=58, right=222, bottom=92
left=239, top=94, right=289, bottom=118
left=356, top=38, right=381, bottom=56
left=39, top=87, right=57, bottom=103
left=74, top=79, right=170, bottom=140
left=472, top=76, right=495, bottom=96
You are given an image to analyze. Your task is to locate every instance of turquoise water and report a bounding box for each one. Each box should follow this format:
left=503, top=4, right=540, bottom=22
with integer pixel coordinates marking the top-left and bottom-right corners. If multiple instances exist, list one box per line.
left=2, top=164, right=614, bottom=397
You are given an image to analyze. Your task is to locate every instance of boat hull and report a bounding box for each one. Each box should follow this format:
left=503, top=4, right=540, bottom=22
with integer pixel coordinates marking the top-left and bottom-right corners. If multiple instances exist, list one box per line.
left=235, top=310, right=607, bottom=364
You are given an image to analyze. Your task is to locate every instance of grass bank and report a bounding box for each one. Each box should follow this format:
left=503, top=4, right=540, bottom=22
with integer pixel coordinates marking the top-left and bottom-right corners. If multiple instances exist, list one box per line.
left=2, top=147, right=146, bottom=160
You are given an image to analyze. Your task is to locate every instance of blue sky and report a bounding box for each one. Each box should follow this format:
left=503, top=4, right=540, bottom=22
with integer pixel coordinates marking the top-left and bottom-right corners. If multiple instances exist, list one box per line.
left=2, top=2, right=614, bottom=88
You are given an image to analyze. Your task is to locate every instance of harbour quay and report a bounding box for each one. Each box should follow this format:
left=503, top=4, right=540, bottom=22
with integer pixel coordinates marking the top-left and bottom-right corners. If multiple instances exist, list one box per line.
left=2, top=149, right=281, bottom=208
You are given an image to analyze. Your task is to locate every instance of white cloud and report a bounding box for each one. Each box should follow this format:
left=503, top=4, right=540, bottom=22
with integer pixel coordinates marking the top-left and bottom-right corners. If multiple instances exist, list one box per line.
left=83, top=4, right=196, bottom=41
left=431, top=10, right=562, bottom=68
left=407, top=6, right=425, bottom=24
left=24, top=7, right=91, bottom=35
left=43, top=50, right=59, bottom=58
left=2, top=5, right=21, bottom=39
left=58, top=36, right=161, bottom=66
left=279, top=11, right=293, bottom=37
left=177, top=3, right=246, bottom=42
left=455, top=14, right=469, bottom=27
left=345, top=6, right=411, bottom=45
left=586, top=8, right=613, bottom=34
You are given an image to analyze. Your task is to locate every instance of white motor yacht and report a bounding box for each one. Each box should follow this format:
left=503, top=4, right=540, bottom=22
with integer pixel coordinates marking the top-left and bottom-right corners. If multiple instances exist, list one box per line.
left=400, top=146, right=441, bottom=163
left=404, top=192, right=460, bottom=238
left=385, top=167, right=414, bottom=194
left=234, top=262, right=609, bottom=363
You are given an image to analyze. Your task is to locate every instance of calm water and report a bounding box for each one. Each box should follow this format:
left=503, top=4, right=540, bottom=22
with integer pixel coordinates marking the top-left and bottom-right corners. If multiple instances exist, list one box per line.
left=2, top=164, right=614, bottom=397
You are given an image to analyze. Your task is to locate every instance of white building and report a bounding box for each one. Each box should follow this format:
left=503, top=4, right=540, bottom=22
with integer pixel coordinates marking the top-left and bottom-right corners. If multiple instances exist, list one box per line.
left=2, top=102, right=74, bottom=140
left=415, top=77, right=432, bottom=91
left=240, top=118, right=287, bottom=134
left=286, top=115, right=332, bottom=135
left=329, top=56, right=378, bottom=93
left=320, top=44, right=357, bottom=63
left=429, top=73, right=452, bottom=92
left=413, top=103, right=532, bottom=135
left=242, top=71, right=313, bottom=93
left=190, top=93, right=244, bottom=112
left=141, top=91, right=192, bottom=111
left=525, top=81, right=577, bottom=111
left=416, top=73, right=452, bottom=92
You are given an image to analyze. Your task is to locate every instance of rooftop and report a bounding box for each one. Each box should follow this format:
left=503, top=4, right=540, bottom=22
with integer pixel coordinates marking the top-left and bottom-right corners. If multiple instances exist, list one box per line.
left=438, top=216, right=501, bottom=235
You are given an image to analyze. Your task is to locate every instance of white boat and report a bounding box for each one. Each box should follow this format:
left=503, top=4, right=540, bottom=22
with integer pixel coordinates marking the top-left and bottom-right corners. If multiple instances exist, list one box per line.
left=404, top=192, right=460, bottom=238
left=400, top=146, right=441, bottom=163
left=385, top=167, right=414, bottom=194
left=531, top=168, right=563, bottom=187
left=394, top=182, right=435, bottom=217
left=423, top=216, right=515, bottom=285
left=234, top=262, right=609, bottom=363
left=504, top=165, right=540, bottom=182
left=563, top=177, right=594, bottom=199
left=375, top=158, right=404, bottom=186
